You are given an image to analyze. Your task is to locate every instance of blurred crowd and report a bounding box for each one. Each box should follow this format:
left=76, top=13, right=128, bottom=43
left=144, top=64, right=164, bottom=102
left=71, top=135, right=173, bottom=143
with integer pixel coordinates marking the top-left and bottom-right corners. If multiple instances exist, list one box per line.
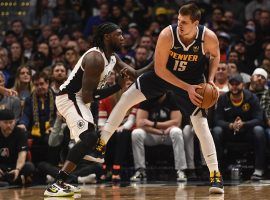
left=0, top=0, right=270, bottom=186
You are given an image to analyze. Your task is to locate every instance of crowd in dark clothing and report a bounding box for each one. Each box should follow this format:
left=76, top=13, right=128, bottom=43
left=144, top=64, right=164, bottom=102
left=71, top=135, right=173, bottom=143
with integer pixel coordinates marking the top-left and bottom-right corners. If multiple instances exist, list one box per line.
left=0, top=0, right=270, bottom=185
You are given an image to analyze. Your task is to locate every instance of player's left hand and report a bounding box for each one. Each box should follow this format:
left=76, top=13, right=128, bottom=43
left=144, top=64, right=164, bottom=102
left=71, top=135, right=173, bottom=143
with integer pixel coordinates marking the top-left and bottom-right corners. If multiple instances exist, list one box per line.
left=208, top=81, right=219, bottom=98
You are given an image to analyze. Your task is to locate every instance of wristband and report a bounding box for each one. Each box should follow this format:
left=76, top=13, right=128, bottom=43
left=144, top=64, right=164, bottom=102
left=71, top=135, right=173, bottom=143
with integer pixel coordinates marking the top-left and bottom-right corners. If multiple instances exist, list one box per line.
left=153, top=121, right=157, bottom=128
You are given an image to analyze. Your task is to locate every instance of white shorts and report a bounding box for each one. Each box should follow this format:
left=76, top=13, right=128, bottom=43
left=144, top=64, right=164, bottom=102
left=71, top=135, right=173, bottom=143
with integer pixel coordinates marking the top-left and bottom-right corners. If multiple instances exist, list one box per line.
left=56, top=93, right=94, bottom=142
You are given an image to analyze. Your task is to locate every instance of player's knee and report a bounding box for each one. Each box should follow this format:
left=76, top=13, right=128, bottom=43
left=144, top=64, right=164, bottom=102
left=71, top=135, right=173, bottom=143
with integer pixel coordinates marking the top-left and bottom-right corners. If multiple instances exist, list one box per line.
left=79, top=129, right=98, bottom=147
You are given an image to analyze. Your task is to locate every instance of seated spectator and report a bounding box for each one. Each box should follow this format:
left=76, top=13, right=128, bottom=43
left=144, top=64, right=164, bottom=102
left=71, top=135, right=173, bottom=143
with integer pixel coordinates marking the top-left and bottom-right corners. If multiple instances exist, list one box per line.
left=50, top=62, right=67, bottom=95
left=0, top=109, right=35, bottom=186
left=13, top=65, right=33, bottom=108
left=248, top=68, right=268, bottom=99
left=0, top=72, right=21, bottom=120
left=130, top=91, right=187, bottom=182
left=228, top=62, right=251, bottom=85
left=212, top=74, right=266, bottom=181
left=18, top=72, right=56, bottom=164
left=214, top=62, right=229, bottom=95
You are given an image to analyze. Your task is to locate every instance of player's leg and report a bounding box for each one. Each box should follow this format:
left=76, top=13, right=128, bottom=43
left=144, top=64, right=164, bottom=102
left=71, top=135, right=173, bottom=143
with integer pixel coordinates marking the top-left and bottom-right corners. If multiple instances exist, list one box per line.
left=190, top=108, right=224, bottom=194
left=44, top=94, right=98, bottom=197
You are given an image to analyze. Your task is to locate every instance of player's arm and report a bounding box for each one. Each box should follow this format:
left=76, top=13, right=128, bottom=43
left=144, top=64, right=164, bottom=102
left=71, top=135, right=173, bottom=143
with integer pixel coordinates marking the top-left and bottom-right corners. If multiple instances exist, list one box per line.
left=204, top=28, right=220, bottom=83
left=114, top=54, right=153, bottom=80
left=154, top=26, right=202, bottom=106
left=81, top=52, right=104, bottom=104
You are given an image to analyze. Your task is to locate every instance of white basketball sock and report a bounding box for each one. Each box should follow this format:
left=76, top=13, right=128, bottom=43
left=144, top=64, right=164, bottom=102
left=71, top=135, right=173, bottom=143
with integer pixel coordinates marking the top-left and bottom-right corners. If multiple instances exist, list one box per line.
left=190, top=112, right=219, bottom=173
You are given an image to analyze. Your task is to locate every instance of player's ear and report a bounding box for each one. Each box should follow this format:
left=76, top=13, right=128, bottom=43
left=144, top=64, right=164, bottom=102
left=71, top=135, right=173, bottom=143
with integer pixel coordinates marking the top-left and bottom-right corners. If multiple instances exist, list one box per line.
left=104, top=33, right=111, bottom=41
left=194, top=20, right=199, bottom=26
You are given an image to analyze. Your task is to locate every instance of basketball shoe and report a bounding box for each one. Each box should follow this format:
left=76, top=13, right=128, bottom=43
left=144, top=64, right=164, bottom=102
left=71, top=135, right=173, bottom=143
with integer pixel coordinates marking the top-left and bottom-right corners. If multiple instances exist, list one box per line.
left=209, top=171, right=224, bottom=194
left=44, top=180, right=74, bottom=197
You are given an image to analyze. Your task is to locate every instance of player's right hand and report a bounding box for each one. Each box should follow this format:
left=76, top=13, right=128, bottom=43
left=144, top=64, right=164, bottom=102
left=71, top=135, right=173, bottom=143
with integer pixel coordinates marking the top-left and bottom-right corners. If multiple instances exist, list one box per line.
left=187, top=84, right=203, bottom=107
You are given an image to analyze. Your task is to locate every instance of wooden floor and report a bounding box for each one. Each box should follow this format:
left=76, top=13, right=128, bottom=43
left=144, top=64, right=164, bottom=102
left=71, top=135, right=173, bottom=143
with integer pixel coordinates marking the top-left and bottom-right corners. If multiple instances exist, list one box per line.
left=1, top=181, right=270, bottom=200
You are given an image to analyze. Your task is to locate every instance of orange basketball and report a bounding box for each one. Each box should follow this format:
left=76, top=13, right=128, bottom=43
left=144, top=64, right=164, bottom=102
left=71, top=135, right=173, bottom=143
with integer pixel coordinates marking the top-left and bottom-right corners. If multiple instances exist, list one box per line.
left=196, top=83, right=219, bottom=109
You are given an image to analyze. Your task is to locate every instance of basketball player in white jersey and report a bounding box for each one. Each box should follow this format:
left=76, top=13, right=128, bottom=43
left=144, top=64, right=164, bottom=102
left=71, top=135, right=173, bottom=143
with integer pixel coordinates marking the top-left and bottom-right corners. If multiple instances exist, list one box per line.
left=44, top=22, right=151, bottom=197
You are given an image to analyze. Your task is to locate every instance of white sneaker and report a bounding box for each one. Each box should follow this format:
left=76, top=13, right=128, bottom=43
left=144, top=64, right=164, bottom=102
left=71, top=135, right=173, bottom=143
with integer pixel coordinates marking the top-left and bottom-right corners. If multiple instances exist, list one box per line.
left=177, top=170, right=187, bottom=182
left=64, top=183, right=81, bottom=193
left=44, top=181, right=74, bottom=197
left=78, top=174, right=97, bottom=184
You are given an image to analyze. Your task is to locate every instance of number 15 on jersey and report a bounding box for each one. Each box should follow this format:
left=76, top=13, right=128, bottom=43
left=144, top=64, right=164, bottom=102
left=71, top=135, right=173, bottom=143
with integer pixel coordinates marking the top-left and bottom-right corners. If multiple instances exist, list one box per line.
left=173, top=60, right=187, bottom=71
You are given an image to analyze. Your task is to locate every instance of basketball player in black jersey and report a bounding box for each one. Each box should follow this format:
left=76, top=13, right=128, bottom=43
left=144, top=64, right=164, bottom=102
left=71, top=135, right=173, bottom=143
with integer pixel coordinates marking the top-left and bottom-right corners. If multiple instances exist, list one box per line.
left=91, top=3, right=224, bottom=194
left=44, top=23, right=152, bottom=197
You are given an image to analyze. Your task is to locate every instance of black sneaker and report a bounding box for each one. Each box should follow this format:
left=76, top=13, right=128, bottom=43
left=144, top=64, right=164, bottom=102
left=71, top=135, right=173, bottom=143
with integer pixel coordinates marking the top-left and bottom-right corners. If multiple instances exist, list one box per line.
left=83, top=137, right=106, bottom=163
left=130, top=169, right=147, bottom=182
left=209, top=171, right=224, bottom=194
left=44, top=181, right=74, bottom=197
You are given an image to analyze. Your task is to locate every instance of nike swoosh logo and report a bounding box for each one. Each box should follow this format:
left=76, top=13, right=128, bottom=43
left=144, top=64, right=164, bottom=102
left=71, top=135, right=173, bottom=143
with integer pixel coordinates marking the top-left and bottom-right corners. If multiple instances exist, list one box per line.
left=224, top=107, right=231, bottom=111
left=173, top=46, right=181, bottom=50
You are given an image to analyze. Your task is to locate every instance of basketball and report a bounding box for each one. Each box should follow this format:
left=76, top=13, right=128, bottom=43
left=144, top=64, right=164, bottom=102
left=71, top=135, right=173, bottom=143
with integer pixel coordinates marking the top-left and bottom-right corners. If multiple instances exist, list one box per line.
left=196, top=83, right=219, bottom=109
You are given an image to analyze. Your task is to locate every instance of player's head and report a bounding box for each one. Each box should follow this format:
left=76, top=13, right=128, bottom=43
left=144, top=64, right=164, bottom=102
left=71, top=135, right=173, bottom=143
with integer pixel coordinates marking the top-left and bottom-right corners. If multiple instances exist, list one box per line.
left=93, top=22, right=124, bottom=52
left=178, top=3, right=201, bottom=36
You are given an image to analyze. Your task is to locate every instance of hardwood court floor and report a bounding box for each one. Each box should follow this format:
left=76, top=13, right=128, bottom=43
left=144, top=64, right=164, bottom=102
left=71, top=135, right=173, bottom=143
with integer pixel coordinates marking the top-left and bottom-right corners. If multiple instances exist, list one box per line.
left=1, top=181, right=270, bottom=200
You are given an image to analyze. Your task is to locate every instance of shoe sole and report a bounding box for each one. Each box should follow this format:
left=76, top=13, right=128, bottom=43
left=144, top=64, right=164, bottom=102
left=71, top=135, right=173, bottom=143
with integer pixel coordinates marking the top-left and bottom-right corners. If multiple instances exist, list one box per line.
left=83, top=155, right=104, bottom=163
left=209, top=187, right=224, bottom=194
left=44, top=191, right=74, bottom=197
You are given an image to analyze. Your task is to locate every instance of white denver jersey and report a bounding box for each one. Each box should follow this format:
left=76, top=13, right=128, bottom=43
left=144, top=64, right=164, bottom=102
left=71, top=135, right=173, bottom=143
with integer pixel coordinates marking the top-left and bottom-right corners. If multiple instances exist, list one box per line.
left=60, top=47, right=117, bottom=95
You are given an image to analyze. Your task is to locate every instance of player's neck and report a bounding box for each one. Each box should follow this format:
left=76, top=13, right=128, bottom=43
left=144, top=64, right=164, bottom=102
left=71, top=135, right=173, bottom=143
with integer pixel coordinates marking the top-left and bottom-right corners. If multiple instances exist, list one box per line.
left=179, top=28, right=197, bottom=45
left=103, top=48, right=114, bottom=60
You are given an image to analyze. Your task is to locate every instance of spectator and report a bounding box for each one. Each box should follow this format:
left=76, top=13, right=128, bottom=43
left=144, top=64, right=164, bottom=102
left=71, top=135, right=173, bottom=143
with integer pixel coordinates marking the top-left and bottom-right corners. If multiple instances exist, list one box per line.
left=83, top=2, right=110, bottom=37
left=13, top=65, right=33, bottom=108
left=245, top=0, right=270, bottom=20
left=248, top=68, right=268, bottom=98
left=48, top=34, right=64, bottom=63
left=10, top=20, right=25, bottom=40
left=7, top=42, right=28, bottom=87
left=0, top=72, right=21, bottom=120
left=22, top=34, right=35, bottom=60
left=18, top=72, right=56, bottom=164
left=134, top=46, right=150, bottom=70
left=64, top=48, right=80, bottom=71
left=214, top=63, right=229, bottom=95
left=227, top=62, right=251, bottom=85
left=1, top=30, right=18, bottom=50
left=212, top=73, right=266, bottom=180
left=25, top=0, right=54, bottom=29
left=0, top=109, right=35, bottom=186
left=50, top=62, right=67, bottom=94
left=130, top=91, right=187, bottom=182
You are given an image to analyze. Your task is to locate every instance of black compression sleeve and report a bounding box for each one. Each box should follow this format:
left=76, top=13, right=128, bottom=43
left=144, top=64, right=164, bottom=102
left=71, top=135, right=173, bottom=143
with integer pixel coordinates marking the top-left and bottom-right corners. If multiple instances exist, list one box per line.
left=93, top=84, right=122, bottom=100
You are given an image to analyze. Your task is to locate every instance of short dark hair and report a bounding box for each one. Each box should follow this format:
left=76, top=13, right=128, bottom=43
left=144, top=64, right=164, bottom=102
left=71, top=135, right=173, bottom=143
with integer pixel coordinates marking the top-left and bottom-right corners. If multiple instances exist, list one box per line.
left=51, top=62, right=67, bottom=73
left=179, top=3, right=201, bottom=22
left=32, top=72, right=49, bottom=82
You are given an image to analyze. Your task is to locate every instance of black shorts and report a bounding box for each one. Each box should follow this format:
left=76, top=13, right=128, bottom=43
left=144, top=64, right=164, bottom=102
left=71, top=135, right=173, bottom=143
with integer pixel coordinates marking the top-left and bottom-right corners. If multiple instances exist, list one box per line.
left=135, top=71, right=205, bottom=119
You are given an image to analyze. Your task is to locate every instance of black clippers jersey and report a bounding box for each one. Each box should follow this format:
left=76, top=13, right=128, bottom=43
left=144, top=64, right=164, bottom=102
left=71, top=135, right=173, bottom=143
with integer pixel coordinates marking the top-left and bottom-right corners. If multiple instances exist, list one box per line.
left=166, top=24, right=207, bottom=84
